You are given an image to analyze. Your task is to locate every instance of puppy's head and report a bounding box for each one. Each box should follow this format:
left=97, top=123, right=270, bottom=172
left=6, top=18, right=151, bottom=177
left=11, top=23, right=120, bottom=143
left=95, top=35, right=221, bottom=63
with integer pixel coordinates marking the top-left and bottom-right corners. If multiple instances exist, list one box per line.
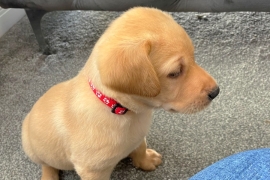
left=95, top=7, right=219, bottom=114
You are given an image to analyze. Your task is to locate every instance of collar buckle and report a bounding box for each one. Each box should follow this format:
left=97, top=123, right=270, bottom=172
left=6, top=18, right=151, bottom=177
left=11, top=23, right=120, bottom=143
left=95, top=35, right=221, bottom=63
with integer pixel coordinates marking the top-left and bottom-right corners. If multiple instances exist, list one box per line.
left=111, top=103, right=128, bottom=115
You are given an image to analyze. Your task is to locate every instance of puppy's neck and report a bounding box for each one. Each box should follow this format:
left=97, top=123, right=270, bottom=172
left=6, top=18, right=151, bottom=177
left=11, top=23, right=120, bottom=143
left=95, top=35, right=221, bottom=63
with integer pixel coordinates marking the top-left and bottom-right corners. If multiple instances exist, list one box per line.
left=89, top=81, right=128, bottom=115
left=79, top=55, right=157, bottom=114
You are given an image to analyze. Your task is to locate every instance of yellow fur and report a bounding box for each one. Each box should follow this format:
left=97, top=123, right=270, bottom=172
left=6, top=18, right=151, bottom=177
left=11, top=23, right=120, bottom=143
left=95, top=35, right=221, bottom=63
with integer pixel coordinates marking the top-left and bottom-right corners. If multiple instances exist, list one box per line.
left=22, top=7, right=218, bottom=180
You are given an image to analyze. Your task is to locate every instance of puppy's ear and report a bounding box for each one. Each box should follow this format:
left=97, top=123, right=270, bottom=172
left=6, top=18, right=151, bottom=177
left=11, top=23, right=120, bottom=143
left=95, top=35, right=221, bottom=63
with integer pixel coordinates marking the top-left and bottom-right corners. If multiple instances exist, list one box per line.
left=98, top=40, right=160, bottom=97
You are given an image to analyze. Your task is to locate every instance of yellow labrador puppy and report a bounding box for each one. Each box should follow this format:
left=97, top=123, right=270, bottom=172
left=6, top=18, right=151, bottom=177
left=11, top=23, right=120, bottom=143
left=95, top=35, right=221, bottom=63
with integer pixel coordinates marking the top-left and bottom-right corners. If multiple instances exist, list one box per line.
left=22, top=7, right=219, bottom=180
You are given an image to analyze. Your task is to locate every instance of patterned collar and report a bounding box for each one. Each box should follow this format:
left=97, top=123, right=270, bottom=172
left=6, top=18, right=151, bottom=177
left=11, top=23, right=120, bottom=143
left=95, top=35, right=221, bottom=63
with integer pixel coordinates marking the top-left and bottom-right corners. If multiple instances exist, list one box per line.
left=89, top=81, right=128, bottom=115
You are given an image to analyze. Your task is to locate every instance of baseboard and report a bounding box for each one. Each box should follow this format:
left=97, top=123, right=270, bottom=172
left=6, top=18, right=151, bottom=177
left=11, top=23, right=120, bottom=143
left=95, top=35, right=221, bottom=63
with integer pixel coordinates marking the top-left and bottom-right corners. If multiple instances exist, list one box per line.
left=0, top=8, right=26, bottom=38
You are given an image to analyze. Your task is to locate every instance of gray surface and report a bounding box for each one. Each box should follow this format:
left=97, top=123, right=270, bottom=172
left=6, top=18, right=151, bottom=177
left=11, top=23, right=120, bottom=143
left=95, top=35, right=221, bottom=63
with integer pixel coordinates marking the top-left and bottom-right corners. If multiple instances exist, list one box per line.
left=0, top=10, right=270, bottom=180
left=2, top=0, right=270, bottom=12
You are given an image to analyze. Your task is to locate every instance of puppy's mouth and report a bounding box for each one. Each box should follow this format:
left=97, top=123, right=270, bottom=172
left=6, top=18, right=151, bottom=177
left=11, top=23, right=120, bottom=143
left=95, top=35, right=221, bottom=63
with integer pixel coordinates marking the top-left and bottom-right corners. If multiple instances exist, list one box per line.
left=181, top=101, right=211, bottom=114
left=168, top=109, right=178, bottom=113
left=162, top=105, right=180, bottom=113
left=163, top=100, right=211, bottom=114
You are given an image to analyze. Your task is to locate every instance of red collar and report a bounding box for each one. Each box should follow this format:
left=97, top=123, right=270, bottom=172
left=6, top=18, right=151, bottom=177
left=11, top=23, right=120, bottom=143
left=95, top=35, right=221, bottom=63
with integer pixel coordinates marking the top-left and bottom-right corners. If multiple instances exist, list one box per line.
left=89, top=81, right=128, bottom=115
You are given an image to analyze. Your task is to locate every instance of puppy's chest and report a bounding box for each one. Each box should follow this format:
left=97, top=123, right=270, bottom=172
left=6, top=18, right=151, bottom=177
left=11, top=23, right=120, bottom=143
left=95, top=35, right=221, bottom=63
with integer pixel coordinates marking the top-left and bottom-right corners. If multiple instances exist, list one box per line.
left=127, top=115, right=151, bottom=140
left=69, top=112, right=153, bottom=166
left=119, top=113, right=152, bottom=151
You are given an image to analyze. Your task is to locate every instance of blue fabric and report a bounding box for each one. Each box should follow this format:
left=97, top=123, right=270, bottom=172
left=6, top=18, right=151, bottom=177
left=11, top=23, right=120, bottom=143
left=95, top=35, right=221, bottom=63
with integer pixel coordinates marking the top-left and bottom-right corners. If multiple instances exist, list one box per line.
left=190, top=148, right=270, bottom=180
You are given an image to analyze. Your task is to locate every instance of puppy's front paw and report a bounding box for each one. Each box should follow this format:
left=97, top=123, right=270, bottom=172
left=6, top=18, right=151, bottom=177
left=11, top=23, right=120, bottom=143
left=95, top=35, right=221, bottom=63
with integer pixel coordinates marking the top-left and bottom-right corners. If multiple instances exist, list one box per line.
left=132, top=149, right=162, bottom=171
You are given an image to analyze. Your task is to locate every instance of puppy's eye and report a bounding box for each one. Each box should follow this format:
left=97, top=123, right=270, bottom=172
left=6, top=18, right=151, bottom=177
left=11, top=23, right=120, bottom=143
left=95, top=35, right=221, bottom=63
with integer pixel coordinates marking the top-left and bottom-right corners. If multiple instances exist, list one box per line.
left=168, top=71, right=181, bottom=79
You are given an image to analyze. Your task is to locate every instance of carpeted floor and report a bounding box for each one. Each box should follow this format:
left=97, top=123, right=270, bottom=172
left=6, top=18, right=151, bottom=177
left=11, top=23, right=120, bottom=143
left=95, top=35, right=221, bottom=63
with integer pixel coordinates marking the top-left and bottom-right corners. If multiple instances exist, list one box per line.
left=0, top=10, right=270, bottom=180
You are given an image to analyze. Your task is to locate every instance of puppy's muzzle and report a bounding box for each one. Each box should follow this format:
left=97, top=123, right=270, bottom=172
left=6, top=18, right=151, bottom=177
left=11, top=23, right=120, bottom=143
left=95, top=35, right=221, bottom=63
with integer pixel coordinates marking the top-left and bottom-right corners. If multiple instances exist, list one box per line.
left=208, top=86, right=220, bottom=100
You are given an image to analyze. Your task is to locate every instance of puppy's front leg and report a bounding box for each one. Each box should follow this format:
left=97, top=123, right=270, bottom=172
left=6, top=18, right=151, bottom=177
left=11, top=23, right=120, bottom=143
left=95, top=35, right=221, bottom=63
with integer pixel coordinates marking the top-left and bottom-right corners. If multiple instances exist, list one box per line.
left=41, top=165, right=59, bottom=180
left=129, top=138, right=162, bottom=171
left=75, top=166, right=114, bottom=180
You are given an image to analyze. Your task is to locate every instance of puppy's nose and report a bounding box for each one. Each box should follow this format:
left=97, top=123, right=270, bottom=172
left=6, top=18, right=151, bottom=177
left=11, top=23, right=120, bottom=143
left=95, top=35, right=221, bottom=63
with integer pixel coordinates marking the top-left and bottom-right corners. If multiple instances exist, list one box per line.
left=208, top=86, right=220, bottom=100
